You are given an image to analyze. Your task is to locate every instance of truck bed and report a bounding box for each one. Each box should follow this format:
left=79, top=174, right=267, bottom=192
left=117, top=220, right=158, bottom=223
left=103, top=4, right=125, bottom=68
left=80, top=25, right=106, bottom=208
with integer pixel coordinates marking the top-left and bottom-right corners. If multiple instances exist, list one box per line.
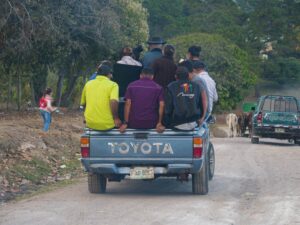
left=81, top=128, right=208, bottom=175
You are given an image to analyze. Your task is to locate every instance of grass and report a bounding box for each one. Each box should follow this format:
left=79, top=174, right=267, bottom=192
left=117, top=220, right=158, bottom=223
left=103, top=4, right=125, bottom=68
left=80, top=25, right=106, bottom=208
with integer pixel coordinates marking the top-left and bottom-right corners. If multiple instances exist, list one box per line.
left=12, top=157, right=52, bottom=184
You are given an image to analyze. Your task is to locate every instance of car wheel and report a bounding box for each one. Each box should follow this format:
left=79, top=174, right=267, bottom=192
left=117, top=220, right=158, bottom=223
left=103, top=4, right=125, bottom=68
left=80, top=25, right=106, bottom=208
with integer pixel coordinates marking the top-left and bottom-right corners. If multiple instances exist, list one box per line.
left=208, top=142, right=215, bottom=181
left=251, top=137, right=259, bottom=144
left=88, top=173, right=107, bottom=193
left=294, top=139, right=300, bottom=145
left=192, top=155, right=209, bottom=195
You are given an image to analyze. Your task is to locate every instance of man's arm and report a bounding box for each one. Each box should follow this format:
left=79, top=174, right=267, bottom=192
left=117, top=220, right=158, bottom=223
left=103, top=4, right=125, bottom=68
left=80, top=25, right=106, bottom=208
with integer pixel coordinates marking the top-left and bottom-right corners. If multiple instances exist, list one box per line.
left=199, top=89, right=208, bottom=125
left=213, top=84, right=218, bottom=102
left=80, top=85, right=86, bottom=107
left=163, top=88, right=173, bottom=127
left=156, top=101, right=165, bottom=133
left=119, top=99, right=131, bottom=133
left=110, top=100, right=121, bottom=128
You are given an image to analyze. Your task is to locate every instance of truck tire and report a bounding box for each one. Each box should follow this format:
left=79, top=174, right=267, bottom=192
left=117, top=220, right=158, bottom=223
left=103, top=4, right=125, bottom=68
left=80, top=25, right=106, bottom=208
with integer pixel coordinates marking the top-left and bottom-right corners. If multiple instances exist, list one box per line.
left=208, top=142, right=215, bottom=181
left=251, top=137, right=259, bottom=144
left=192, top=156, right=209, bottom=195
left=88, top=173, right=107, bottom=194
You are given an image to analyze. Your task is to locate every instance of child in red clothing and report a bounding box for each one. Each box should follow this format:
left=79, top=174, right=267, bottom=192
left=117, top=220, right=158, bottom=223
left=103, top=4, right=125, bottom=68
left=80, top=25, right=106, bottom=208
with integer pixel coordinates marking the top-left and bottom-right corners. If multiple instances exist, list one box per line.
left=39, top=88, right=57, bottom=132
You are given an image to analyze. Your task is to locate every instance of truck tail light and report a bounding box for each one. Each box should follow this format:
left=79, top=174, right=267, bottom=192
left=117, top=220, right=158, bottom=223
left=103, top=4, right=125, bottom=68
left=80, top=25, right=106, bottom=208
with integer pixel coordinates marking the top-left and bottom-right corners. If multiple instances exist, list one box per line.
left=257, top=112, right=262, bottom=124
left=81, top=137, right=90, bottom=158
left=193, top=137, right=203, bottom=158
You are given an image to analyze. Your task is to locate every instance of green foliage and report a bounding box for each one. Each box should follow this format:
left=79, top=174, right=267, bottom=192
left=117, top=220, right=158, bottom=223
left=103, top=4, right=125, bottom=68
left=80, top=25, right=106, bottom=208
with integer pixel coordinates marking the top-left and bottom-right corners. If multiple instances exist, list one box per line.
left=0, top=0, right=149, bottom=108
left=143, top=0, right=187, bottom=37
left=115, top=0, right=149, bottom=46
left=143, top=0, right=247, bottom=46
left=262, top=56, right=300, bottom=84
left=170, top=33, right=257, bottom=110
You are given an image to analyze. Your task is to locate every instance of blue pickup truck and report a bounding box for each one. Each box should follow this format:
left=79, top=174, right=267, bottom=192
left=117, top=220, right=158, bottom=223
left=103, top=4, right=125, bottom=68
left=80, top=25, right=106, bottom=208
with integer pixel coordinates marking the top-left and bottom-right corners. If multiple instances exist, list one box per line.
left=80, top=63, right=215, bottom=195
left=80, top=123, right=215, bottom=195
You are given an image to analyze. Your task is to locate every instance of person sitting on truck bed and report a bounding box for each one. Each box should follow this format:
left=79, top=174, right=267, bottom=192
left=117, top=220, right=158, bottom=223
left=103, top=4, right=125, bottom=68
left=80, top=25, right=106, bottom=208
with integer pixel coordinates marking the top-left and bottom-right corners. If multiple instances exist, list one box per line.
left=179, top=60, right=208, bottom=125
left=164, top=66, right=205, bottom=130
left=119, top=67, right=165, bottom=133
left=88, top=60, right=112, bottom=81
left=80, top=64, right=122, bottom=130
left=193, top=61, right=218, bottom=115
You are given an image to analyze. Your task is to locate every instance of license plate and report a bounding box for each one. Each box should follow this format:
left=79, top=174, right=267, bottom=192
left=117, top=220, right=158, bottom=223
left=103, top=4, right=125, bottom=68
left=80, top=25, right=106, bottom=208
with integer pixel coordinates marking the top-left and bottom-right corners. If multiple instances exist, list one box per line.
left=130, top=167, right=154, bottom=179
left=275, top=128, right=285, bottom=133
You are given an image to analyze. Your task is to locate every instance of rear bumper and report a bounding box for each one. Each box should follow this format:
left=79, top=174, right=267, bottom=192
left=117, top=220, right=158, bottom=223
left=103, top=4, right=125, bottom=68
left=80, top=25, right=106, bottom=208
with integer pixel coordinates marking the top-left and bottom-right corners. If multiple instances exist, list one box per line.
left=81, top=158, right=203, bottom=174
left=253, top=126, right=300, bottom=139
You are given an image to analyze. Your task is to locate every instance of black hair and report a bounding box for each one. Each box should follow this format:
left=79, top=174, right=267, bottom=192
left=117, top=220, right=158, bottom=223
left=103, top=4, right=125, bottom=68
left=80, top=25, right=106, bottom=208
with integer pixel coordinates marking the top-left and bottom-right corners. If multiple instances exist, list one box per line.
left=97, top=60, right=112, bottom=69
left=97, top=65, right=112, bottom=76
left=188, top=45, right=201, bottom=57
left=193, top=60, right=205, bottom=70
left=132, top=45, right=144, bottom=60
left=178, top=60, right=193, bottom=73
left=163, top=44, right=175, bottom=59
left=175, top=66, right=189, bottom=80
left=141, top=67, right=154, bottom=76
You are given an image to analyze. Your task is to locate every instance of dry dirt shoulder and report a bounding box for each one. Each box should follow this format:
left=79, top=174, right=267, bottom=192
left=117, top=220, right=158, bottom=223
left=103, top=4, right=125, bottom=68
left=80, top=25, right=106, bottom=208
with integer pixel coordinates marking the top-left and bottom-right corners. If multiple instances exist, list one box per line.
left=0, top=111, right=84, bottom=203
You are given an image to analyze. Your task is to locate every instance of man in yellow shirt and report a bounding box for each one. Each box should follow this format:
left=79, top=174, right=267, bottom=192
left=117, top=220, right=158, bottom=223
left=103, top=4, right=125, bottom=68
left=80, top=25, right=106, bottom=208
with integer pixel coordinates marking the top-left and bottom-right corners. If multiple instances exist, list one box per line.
left=80, top=65, right=122, bottom=130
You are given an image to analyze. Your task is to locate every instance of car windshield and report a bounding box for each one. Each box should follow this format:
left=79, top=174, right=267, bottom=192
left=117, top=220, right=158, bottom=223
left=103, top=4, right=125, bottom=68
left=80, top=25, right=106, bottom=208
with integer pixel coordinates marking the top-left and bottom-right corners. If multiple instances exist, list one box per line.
left=261, top=97, right=298, bottom=112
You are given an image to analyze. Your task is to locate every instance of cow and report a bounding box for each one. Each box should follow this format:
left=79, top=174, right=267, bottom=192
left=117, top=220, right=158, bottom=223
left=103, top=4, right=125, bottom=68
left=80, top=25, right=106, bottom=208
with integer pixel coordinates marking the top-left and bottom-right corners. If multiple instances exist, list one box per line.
left=237, top=112, right=253, bottom=137
left=226, top=113, right=238, bottom=137
left=237, top=113, right=244, bottom=137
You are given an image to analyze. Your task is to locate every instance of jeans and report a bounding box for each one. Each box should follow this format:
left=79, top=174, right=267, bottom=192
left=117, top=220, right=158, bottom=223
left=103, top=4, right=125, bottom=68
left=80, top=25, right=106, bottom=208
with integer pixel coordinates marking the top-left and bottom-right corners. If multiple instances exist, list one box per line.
left=40, top=110, right=52, bottom=131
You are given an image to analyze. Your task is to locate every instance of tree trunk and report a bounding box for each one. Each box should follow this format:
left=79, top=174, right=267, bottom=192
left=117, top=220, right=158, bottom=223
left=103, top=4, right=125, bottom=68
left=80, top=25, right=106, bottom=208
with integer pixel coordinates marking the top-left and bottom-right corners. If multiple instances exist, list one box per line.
left=61, top=73, right=80, bottom=106
left=56, top=68, right=66, bottom=107
left=6, top=69, right=12, bottom=110
left=17, top=73, right=22, bottom=111
left=30, top=79, right=36, bottom=107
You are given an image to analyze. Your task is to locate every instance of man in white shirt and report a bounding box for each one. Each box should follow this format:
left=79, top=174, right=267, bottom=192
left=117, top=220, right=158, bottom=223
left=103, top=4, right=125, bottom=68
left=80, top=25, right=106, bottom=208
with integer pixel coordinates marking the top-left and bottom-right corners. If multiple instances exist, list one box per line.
left=193, top=61, right=218, bottom=115
left=117, top=47, right=142, bottom=67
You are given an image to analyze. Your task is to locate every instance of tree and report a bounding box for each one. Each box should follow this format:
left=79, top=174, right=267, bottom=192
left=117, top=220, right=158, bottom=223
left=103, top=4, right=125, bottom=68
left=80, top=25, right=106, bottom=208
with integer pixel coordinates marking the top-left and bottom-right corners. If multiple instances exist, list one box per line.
left=0, top=0, right=149, bottom=108
left=170, top=33, right=257, bottom=110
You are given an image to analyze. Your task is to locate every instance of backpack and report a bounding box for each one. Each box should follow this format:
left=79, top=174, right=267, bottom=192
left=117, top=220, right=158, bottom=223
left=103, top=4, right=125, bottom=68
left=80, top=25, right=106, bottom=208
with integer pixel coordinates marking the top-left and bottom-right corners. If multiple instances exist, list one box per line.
left=39, top=97, right=47, bottom=109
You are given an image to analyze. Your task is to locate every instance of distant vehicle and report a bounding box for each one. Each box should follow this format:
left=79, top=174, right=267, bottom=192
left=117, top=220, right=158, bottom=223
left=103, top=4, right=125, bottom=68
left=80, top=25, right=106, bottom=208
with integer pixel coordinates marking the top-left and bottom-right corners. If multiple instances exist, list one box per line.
left=251, top=95, right=300, bottom=145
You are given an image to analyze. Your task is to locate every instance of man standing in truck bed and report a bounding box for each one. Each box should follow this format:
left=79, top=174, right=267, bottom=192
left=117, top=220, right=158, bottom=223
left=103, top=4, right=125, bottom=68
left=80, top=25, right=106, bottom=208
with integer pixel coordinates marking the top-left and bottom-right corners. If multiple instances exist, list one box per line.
left=80, top=65, right=122, bottom=130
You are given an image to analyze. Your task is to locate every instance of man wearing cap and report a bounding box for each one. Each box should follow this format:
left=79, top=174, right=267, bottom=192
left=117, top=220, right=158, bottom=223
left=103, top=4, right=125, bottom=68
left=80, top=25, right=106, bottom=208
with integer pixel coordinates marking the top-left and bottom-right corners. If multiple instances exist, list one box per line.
left=141, top=37, right=166, bottom=68
left=80, top=65, right=122, bottom=130
left=119, top=67, right=165, bottom=133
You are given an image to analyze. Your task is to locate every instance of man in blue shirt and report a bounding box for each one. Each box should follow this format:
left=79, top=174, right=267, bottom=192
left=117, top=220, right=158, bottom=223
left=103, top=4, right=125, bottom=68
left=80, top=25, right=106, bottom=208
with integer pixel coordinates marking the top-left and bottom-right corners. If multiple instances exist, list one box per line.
left=141, top=37, right=166, bottom=68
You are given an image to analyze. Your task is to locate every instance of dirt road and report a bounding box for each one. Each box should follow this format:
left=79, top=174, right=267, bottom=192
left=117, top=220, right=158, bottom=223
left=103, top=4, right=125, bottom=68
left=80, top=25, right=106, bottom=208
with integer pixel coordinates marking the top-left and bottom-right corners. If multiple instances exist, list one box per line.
left=0, top=137, right=299, bottom=225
